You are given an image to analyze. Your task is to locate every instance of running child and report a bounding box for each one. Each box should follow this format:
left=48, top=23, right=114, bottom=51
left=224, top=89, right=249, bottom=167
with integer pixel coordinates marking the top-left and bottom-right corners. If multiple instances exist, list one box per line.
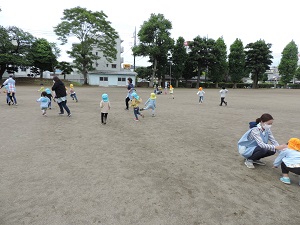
left=130, top=92, right=144, bottom=121
left=69, top=84, right=78, bottom=102
left=100, top=93, right=111, bottom=125
left=169, top=85, right=174, bottom=99
left=45, top=88, right=54, bottom=109
left=140, top=93, right=156, bottom=117
left=36, top=91, right=50, bottom=116
left=219, top=86, right=228, bottom=106
left=197, top=87, right=205, bottom=104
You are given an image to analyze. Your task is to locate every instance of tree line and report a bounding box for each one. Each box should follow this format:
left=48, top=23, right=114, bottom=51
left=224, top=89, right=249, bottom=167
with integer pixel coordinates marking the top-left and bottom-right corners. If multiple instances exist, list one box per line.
left=1, top=8, right=299, bottom=87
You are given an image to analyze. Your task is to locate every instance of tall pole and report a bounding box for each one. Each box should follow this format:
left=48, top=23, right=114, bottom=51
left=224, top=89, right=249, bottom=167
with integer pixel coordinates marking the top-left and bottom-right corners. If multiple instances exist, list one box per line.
left=133, top=26, right=136, bottom=71
left=169, top=61, right=172, bottom=85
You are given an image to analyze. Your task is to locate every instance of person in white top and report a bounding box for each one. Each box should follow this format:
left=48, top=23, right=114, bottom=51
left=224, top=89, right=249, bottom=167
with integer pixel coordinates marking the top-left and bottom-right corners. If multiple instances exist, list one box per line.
left=100, top=93, right=111, bottom=125
left=219, top=86, right=228, bottom=106
left=196, top=87, right=205, bottom=104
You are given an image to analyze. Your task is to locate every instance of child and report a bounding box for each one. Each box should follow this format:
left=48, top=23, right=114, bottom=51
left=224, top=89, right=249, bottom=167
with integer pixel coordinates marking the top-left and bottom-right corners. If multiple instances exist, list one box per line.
left=45, top=88, right=54, bottom=109
left=273, top=138, right=300, bottom=185
left=197, top=87, right=205, bottom=104
left=130, top=92, right=144, bottom=121
left=3, top=84, right=13, bottom=105
left=219, top=86, right=228, bottom=106
left=169, top=85, right=174, bottom=99
left=69, top=84, right=78, bottom=102
left=36, top=91, right=50, bottom=116
left=37, top=83, right=45, bottom=96
left=100, top=93, right=111, bottom=124
left=140, top=93, right=156, bottom=117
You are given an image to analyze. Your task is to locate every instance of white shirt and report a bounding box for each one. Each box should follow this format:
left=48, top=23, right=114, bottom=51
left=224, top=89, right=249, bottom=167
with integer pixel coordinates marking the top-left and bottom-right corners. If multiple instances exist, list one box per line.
left=219, top=89, right=228, bottom=97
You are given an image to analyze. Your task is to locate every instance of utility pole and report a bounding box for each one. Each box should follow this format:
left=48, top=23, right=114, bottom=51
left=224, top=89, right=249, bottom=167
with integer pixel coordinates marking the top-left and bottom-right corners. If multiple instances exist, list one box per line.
left=133, top=26, right=136, bottom=71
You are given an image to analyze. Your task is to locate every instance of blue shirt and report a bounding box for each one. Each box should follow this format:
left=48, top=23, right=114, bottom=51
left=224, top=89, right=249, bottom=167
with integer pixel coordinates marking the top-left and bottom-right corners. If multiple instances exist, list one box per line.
left=273, top=149, right=300, bottom=168
left=37, top=97, right=50, bottom=108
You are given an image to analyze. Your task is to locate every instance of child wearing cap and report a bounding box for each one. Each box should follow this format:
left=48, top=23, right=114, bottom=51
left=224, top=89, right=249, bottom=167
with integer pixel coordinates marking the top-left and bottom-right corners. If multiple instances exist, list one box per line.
left=273, top=138, right=300, bottom=185
left=196, top=87, right=205, bottom=104
left=100, top=93, right=111, bottom=124
left=37, top=83, right=45, bottom=96
left=45, top=88, right=54, bottom=109
left=130, top=92, right=144, bottom=121
left=140, top=93, right=156, bottom=117
left=36, top=91, right=50, bottom=116
left=169, top=85, right=174, bottom=99
left=69, top=84, right=78, bottom=102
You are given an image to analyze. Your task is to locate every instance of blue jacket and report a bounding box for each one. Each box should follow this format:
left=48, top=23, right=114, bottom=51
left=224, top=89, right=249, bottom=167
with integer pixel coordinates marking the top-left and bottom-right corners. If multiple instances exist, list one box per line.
left=237, top=128, right=269, bottom=158
left=273, top=149, right=300, bottom=168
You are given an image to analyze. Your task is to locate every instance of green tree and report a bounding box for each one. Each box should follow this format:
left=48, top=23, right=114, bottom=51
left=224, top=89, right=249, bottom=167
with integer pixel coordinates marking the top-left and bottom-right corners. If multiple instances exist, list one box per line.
left=56, top=61, right=73, bottom=80
left=54, top=7, right=118, bottom=84
left=135, top=66, right=152, bottom=80
left=245, top=40, right=273, bottom=88
left=189, top=36, right=216, bottom=88
left=228, top=38, right=246, bottom=88
left=209, top=37, right=228, bottom=87
left=295, top=66, right=300, bottom=80
left=0, top=26, right=35, bottom=79
left=172, top=37, right=188, bottom=87
left=182, top=54, right=197, bottom=87
left=132, top=13, right=174, bottom=87
left=27, top=38, right=57, bottom=78
left=278, top=40, right=299, bottom=86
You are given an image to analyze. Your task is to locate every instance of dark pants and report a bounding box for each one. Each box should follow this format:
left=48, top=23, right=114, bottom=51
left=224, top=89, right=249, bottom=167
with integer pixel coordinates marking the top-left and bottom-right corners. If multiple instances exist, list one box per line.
left=101, top=113, right=108, bottom=124
left=134, top=107, right=141, bottom=119
left=281, top=162, right=300, bottom=175
left=220, top=97, right=226, bottom=106
left=248, top=146, right=275, bottom=160
left=58, top=100, right=70, bottom=114
left=125, top=97, right=130, bottom=109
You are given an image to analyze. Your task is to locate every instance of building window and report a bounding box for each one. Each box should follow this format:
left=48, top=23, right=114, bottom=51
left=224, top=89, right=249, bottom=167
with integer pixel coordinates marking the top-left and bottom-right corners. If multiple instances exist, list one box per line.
left=118, top=77, right=126, bottom=82
left=20, top=66, right=26, bottom=72
left=112, top=64, right=117, bottom=68
left=100, top=77, right=108, bottom=81
left=106, top=64, right=109, bottom=67
left=95, top=52, right=98, bottom=56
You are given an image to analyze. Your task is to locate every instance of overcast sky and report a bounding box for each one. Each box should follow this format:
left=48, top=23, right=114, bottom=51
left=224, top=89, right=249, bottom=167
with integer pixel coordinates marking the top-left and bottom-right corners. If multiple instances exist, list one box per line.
left=1, top=0, right=299, bottom=67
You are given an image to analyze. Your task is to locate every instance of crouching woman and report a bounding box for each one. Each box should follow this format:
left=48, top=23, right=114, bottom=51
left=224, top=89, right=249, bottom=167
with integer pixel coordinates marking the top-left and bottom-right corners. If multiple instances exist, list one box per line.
left=238, top=113, right=287, bottom=169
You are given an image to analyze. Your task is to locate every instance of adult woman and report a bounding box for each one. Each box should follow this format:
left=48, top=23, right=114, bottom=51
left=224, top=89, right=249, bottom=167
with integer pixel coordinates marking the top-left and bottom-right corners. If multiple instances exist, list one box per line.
left=125, top=77, right=134, bottom=110
left=238, top=113, right=287, bottom=169
left=52, top=76, right=71, bottom=117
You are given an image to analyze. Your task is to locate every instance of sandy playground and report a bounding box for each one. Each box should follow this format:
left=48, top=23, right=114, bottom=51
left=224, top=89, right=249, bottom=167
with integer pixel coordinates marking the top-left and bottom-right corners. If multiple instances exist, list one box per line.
left=1, top=85, right=300, bottom=225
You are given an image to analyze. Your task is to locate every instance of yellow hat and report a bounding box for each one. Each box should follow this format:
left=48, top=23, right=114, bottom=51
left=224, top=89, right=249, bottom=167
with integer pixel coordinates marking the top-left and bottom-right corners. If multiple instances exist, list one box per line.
left=150, top=93, right=156, bottom=99
left=70, top=84, right=73, bottom=88
left=170, top=85, right=173, bottom=89
left=288, top=138, right=300, bottom=151
left=199, top=87, right=203, bottom=91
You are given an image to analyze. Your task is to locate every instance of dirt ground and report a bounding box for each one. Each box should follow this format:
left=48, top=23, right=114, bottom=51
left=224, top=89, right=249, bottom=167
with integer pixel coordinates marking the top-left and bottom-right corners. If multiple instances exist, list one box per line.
left=1, top=85, right=300, bottom=225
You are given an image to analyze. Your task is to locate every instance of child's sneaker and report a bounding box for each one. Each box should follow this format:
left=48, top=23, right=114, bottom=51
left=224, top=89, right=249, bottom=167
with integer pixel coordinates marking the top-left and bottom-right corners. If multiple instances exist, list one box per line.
left=141, top=113, right=144, bottom=118
left=134, top=118, right=139, bottom=122
left=280, top=177, right=291, bottom=185
left=140, top=108, right=144, bottom=111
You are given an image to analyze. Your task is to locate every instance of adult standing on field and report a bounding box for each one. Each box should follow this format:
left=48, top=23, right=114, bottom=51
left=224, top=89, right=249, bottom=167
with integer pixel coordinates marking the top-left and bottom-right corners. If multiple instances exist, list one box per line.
left=52, top=76, right=71, bottom=117
left=125, top=77, right=134, bottom=110
left=238, top=113, right=287, bottom=169
left=1, top=75, right=18, bottom=105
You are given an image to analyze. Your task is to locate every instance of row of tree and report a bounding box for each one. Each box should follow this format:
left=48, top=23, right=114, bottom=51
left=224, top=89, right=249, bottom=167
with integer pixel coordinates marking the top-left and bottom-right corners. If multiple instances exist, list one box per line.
left=0, top=26, right=74, bottom=80
left=133, top=14, right=299, bottom=88
left=1, top=8, right=299, bottom=87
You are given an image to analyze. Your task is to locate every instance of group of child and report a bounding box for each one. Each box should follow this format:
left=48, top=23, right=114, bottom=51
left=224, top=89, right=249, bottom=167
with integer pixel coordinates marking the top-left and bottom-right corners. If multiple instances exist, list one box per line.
left=196, top=86, right=228, bottom=106
left=36, top=83, right=78, bottom=116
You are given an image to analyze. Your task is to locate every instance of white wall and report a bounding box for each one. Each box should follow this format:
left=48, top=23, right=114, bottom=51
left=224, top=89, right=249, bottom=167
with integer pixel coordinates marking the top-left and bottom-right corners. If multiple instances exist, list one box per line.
left=89, top=74, right=136, bottom=86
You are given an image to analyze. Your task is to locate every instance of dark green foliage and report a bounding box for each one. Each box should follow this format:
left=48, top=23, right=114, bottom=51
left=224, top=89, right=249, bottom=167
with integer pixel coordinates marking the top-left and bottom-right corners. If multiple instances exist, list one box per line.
left=54, top=7, right=118, bottom=84
left=245, top=40, right=273, bottom=88
left=228, top=39, right=246, bottom=87
left=278, top=40, right=298, bottom=85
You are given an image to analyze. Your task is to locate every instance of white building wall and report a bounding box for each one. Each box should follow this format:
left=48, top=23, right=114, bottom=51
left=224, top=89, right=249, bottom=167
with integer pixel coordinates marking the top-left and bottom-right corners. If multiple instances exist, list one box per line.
left=88, top=74, right=136, bottom=86
left=92, top=38, right=123, bottom=71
